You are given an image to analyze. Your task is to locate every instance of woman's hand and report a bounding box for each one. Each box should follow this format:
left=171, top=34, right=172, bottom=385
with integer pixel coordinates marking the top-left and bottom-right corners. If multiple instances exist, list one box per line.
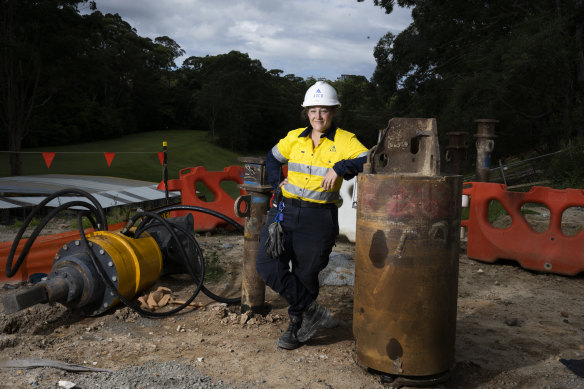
left=321, top=169, right=339, bottom=190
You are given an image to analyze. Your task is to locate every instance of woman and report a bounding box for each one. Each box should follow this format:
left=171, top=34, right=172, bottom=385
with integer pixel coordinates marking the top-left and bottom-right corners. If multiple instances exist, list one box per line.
left=256, top=81, right=369, bottom=350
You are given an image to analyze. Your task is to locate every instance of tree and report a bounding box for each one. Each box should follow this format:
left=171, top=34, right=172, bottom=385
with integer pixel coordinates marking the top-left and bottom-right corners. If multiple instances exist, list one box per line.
left=181, top=51, right=306, bottom=152
left=0, top=0, right=91, bottom=175
left=333, top=75, right=387, bottom=148
left=5, top=5, right=188, bottom=155
left=361, top=0, right=584, bottom=161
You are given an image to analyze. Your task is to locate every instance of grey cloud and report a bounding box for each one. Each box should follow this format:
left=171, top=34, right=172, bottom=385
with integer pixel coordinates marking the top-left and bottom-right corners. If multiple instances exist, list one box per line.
left=90, top=0, right=411, bottom=79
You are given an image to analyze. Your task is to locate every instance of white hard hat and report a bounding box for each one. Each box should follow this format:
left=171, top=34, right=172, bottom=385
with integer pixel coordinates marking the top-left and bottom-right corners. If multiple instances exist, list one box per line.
left=302, top=81, right=341, bottom=107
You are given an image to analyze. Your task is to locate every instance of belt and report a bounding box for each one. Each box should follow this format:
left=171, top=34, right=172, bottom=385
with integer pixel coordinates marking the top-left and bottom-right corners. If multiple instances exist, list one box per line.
left=283, top=197, right=336, bottom=209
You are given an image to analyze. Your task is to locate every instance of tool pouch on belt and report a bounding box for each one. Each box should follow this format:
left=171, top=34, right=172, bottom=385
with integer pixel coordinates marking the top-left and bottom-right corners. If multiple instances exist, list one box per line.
left=272, top=185, right=284, bottom=207
left=265, top=187, right=285, bottom=258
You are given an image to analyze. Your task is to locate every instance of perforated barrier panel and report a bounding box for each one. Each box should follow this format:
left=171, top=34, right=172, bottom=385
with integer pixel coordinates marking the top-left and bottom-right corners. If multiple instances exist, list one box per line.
left=461, top=182, right=584, bottom=275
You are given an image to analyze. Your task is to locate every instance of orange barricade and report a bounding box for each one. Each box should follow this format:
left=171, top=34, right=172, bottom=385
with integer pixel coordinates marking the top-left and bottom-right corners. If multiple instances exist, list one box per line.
left=0, top=222, right=126, bottom=283
left=159, top=166, right=245, bottom=231
left=461, top=182, right=584, bottom=275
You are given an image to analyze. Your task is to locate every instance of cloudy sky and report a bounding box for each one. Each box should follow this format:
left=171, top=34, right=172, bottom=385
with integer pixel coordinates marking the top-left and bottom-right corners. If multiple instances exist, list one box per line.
left=86, top=0, right=412, bottom=80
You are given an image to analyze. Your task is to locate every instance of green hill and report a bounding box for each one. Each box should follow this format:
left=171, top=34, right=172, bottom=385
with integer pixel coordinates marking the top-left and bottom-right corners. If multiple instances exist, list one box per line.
left=1, top=130, right=252, bottom=182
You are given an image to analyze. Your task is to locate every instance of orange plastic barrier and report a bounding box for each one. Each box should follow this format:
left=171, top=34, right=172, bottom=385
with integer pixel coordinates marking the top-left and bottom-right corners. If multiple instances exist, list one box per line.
left=159, top=166, right=245, bottom=231
left=461, top=182, right=584, bottom=275
left=0, top=222, right=126, bottom=283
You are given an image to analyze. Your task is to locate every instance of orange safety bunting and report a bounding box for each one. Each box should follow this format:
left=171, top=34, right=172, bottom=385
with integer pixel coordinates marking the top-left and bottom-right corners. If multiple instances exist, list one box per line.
left=42, top=152, right=56, bottom=168
left=104, top=152, right=116, bottom=167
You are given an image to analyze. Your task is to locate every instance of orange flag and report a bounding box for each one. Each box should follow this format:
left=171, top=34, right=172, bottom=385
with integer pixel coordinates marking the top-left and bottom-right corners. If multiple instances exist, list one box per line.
left=157, top=151, right=164, bottom=166
left=42, top=152, right=56, bottom=168
left=104, top=152, right=116, bottom=167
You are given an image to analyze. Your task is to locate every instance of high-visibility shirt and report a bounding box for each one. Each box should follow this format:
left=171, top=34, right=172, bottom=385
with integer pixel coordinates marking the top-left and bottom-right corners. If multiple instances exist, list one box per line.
left=271, top=126, right=368, bottom=204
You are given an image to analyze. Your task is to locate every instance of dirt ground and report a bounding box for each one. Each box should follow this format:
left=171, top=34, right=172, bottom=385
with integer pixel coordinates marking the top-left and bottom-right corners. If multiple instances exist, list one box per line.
left=0, top=210, right=583, bottom=389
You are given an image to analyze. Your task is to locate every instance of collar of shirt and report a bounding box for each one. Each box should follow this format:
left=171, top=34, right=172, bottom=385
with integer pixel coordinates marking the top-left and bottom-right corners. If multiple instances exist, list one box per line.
left=298, top=123, right=337, bottom=141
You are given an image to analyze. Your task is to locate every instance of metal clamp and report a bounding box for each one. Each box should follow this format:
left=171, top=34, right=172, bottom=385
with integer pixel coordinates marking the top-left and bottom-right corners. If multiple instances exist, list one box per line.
left=234, top=195, right=251, bottom=218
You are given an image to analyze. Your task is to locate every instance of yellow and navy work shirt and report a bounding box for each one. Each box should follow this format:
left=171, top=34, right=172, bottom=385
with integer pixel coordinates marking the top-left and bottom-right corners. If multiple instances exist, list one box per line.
left=269, top=125, right=368, bottom=204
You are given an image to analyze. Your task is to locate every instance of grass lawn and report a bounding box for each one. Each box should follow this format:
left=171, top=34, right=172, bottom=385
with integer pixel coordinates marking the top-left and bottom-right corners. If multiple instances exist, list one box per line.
left=0, top=130, right=254, bottom=182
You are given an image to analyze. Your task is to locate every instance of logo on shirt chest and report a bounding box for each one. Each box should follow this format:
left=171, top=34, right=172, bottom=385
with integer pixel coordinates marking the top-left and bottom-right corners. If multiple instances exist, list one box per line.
left=329, top=145, right=336, bottom=152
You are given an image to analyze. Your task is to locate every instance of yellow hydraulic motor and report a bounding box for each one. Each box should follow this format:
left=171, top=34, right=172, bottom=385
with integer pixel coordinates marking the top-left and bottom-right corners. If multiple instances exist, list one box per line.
left=3, top=215, right=198, bottom=316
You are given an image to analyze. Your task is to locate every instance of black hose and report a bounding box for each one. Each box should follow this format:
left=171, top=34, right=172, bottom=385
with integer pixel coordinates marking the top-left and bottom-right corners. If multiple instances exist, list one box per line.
left=200, top=286, right=240, bottom=305
left=5, top=188, right=107, bottom=278
left=80, top=211, right=206, bottom=317
left=147, top=204, right=243, bottom=304
left=5, top=199, right=101, bottom=278
left=152, top=204, right=244, bottom=232
left=77, top=211, right=99, bottom=231
left=131, top=215, right=204, bottom=285
left=7, top=191, right=242, bottom=313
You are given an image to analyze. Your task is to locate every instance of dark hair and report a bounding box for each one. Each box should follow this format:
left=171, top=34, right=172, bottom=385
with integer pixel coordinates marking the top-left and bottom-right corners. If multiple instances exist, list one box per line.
left=301, top=106, right=339, bottom=120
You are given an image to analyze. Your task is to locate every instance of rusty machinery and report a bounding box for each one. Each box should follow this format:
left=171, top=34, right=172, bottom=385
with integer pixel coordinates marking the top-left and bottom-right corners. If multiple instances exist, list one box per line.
left=444, top=131, right=468, bottom=175
left=3, top=189, right=243, bottom=316
left=474, top=119, right=498, bottom=182
left=354, top=118, right=462, bottom=385
left=233, top=157, right=271, bottom=313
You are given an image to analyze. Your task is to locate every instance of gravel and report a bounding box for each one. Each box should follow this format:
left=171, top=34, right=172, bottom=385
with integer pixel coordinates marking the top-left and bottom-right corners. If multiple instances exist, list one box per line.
left=61, top=361, right=248, bottom=389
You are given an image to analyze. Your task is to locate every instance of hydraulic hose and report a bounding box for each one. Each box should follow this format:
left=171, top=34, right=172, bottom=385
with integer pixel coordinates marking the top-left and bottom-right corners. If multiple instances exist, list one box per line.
left=6, top=191, right=243, bottom=315
left=147, top=204, right=244, bottom=304
left=80, top=211, right=205, bottom=317
left=77, top=210, right=98, bottom=231
left=152, top=204, right=244, bottom=232
left=5, top=188, right=106, bottom=278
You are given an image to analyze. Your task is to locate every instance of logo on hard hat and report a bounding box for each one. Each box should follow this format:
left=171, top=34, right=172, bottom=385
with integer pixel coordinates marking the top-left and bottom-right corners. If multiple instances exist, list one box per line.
left=302, top=81, right=340, bottom=107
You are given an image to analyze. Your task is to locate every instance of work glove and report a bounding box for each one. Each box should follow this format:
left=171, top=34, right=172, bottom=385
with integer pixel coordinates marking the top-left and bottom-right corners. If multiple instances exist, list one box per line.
left=265, top=221, right=285, bottom=258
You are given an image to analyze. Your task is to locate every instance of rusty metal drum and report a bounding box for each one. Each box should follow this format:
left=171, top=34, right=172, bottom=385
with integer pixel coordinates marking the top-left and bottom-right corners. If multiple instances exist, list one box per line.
left=353, top=118, right=462, bottom=377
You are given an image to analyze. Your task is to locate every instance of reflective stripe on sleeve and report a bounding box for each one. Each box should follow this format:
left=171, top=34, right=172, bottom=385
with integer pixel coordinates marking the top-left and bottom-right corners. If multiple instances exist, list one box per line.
left=272, top=145, right=288, bottom=163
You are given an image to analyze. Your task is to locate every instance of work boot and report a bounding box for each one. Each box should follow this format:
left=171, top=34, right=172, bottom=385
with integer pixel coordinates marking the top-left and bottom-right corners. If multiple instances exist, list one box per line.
left=321, top=315, right=340, bottom=329
left=277, top=315, right=302, bottom=350
left=296, top=300, right=331, bottom=343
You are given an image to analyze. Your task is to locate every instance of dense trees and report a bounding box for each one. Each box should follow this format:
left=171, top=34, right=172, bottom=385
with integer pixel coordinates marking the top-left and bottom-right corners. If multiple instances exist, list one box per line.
left=178, top=51, right=307, bottom=152
left=1, top=0, right=185, bottom=174
left=174, top=53, right=388, bottom=152
left=2, top=0, right=582, bottom=176
left=0, top=0, right=382, bottom=177
left=1, top=0, right=92, bottom=175
left=362, top=0, right=584, bottom=160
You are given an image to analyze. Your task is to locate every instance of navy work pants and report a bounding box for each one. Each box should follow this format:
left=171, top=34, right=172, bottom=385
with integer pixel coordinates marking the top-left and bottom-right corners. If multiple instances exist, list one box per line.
left=256, top=203, right=339, bottom=318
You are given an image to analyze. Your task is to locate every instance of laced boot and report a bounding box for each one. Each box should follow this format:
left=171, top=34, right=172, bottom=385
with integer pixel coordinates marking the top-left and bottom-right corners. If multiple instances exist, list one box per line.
left=296, top=300, right=330, bottom=343
left=277, top=315, right=302, bottom=350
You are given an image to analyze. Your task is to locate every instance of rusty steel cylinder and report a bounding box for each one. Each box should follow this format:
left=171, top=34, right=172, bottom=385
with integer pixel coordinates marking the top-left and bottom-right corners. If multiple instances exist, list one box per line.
left=353, top=118, right=462, bottom=377
left=474, top=119, right=498, bottom=182
left=236, top=157, right=271, bottom=313
left=444, top=131, right=468, bottom=175
left=239, top=191, right=270, bottom=312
